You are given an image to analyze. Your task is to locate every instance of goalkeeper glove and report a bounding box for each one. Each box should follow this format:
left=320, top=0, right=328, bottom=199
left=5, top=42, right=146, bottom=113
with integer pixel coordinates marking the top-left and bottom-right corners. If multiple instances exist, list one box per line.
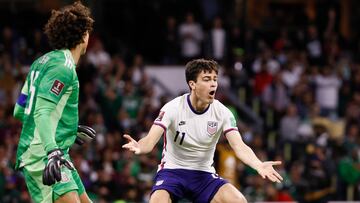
left=42, top=149, right=74, bottom=186
left=75, top=125, right=96, bottom=145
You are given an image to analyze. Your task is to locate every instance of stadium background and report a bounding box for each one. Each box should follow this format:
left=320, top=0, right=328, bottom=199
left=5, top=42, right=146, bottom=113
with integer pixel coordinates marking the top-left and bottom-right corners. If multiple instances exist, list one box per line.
left=1, top=0, right=360, bottom=202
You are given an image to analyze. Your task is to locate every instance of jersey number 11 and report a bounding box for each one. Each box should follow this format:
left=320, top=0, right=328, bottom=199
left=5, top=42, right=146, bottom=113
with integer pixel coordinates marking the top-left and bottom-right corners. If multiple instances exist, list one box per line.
left=174, top=130, right=185, bottom=145
left=25, top=71, right=39, bottom=115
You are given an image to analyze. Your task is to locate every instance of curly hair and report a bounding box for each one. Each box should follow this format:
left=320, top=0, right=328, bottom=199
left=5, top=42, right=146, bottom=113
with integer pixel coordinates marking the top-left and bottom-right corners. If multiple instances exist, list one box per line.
left=44, top=1, right=94, bottom=50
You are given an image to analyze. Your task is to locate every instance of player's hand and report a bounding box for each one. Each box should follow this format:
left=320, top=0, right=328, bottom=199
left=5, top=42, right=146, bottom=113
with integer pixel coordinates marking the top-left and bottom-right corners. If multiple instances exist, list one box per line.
left=42, top=149, right=75, bottom=186
left=75, top=125, right=96, bottom=145
left=255, top=161, right=283, bottom=183
left=122, top=134, right=141, bottom=154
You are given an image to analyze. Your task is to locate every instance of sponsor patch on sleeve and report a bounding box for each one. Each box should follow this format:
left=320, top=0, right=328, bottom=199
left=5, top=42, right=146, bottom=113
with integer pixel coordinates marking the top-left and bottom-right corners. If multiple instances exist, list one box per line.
left=155, top=111, right=165, bottom=121
left=50, top=80, right=65, bottom=96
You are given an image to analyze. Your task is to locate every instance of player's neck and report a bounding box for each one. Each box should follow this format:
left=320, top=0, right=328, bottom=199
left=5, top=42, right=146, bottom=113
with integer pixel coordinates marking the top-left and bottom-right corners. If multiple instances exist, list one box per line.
left=69, top=47, right=82, bottom=65
left=189, top=93, right=209, bottom=112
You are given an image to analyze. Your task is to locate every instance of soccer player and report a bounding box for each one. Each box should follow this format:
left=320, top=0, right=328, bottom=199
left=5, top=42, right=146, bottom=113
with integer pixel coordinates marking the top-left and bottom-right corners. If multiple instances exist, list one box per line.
left=123, top=59, right=283, bottom=203
left=13, top=2, right=94, bottom=203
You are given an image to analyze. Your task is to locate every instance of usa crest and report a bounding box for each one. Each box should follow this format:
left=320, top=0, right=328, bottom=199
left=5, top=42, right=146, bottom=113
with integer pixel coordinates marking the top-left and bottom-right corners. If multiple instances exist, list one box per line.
left=207, top=121, right=218, bottom=136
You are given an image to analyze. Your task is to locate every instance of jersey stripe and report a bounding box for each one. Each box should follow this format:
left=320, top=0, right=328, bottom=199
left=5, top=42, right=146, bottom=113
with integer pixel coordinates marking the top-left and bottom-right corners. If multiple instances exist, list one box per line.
left=154, top=122, right=167, bottom=132
left=223, top=128, right=238, bottom=136
left=159, top=130, right=167, bottom=171
left=63, top=50, right=70, bottom=67
left=63, top=50, right=74, bottom=68
left=50, top=85, right=73, bottom=138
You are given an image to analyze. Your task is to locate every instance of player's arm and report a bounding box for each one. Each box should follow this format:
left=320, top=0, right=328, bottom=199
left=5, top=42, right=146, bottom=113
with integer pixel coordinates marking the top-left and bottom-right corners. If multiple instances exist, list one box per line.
left=35, top=98, right=76, bottom=186
left=122, top=124, right=164, bottom=154
left=13, top=80, right=29, bottom=122
left=226, top=130, right=283, bottom=183
left=34, top=96, right=74, bottom=186
left=33, top=62, right=75, bottom=185
left=34, top=90, right=74, bottom=186
left=33, top=96, right=59, bottom=152
left=34, top=61, right=74, bottom=152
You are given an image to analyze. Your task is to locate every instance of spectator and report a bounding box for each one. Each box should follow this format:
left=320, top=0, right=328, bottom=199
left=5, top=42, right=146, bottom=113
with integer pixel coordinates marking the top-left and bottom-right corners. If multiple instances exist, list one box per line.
left=162, top=16, right=180, bottom=64
left=205, top=17, right=227, bottom=63
left=263, top=71, right=290, bottom=115
left=252, top=49, right=280, bottom=76
left=280, top=104, right=301, bottom=143
left=314, top=65, right=341, bottom=118
left=178, top=13, right=204, bottom=61
left=306, top=25, right=323, bottom=66
left=87, top=38, right=111, bottom=69
left=253, top=60, right=273, bottom=96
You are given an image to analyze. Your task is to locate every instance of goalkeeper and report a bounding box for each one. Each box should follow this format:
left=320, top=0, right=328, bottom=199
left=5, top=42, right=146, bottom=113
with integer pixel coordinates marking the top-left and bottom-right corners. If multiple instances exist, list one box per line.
left=13, top=2, right=95, bottom=203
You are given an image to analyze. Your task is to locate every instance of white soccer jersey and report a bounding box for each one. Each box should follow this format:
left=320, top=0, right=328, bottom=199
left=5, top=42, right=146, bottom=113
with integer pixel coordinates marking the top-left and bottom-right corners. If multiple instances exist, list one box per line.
left=154, top=93, right=238, bottom=173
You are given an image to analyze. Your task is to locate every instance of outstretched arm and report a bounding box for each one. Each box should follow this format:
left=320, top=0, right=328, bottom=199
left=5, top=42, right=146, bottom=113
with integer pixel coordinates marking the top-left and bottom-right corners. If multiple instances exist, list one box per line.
left=122, top=124, right=164, bottom=154
left=226, top=130, right=283, bottom=183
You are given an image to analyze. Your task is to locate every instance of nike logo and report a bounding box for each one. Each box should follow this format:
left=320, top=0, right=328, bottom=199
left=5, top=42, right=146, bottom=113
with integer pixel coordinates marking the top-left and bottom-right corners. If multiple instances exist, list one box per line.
left=179, top=121, right=186, bottom=126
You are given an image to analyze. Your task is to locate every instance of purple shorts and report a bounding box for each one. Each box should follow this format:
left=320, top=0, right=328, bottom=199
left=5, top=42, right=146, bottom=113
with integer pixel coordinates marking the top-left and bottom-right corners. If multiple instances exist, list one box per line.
left=151, top=169, right=228, bottom=203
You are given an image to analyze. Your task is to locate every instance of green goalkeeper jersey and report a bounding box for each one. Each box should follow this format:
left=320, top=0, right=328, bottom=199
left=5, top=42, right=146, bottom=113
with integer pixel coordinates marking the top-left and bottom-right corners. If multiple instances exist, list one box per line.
left=15, top=49, right=79, bottom=169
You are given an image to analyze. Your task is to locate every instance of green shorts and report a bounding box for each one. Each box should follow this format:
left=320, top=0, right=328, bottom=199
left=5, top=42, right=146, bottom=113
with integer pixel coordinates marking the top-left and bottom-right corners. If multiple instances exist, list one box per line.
left=21, top=153, right=86, bottom=203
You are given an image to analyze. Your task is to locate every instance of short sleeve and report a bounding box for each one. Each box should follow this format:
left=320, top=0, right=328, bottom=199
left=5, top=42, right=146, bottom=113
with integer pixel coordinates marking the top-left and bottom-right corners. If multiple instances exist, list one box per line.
left=153, top=102, right=175, bottom=131
left=37, top=64, right=74, bottom=103
left=222, top=106, right=238, bottom=136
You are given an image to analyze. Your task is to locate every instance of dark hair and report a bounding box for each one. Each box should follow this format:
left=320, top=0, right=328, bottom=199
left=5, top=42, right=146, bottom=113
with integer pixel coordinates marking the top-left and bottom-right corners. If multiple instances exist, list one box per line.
left=185, top=59, right=219, bottom=84
left=44, top=1, right=94, bottom=50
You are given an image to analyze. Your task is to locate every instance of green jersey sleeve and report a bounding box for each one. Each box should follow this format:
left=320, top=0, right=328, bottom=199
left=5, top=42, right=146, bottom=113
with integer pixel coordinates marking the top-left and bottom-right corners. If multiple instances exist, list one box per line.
left=13, top=80, right=29, bottom=121
left=33, top=97, right=58, bottom=153
left=37, top=63, right=74, bottom=103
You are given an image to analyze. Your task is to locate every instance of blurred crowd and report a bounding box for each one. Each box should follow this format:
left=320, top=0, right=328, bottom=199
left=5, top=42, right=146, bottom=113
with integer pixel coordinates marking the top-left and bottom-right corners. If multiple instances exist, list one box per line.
left=1, top=1, right=360, bottom=203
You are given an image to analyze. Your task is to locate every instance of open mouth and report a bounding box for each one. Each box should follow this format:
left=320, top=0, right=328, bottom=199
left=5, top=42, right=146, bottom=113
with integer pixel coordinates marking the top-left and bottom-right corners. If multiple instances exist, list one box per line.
left=209, top=91, right=215, bottom=96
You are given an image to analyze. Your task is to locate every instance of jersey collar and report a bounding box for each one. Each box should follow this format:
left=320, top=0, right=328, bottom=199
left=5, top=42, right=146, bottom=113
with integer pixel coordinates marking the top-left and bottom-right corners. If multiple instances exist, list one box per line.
left=187, top=94, right=210, bottom=115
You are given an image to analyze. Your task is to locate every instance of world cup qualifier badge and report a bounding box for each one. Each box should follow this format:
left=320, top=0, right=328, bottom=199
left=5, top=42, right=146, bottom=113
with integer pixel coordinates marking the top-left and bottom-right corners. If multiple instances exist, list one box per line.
left=50, top=80, right=65, bottom=96
left=207, top=121, right=218, bottom=136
